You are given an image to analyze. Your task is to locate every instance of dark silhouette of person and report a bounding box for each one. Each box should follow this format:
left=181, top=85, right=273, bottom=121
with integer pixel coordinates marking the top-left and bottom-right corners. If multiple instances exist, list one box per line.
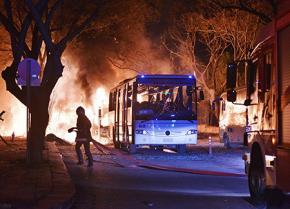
left=71, top=106, right=93, bottom=167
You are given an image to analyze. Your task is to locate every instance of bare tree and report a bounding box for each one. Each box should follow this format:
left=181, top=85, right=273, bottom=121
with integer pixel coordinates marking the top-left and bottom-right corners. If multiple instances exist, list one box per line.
left=164, top=7, right=261, bottom=97
left=163, top=12, right=227, bottom=101
left=209, top=0, right=275, bottom=24
left=104, top=0, right=161, bottom=75
left=163, top=6, right=261, bottom=125
left=0, top=0, right=103, bottom=163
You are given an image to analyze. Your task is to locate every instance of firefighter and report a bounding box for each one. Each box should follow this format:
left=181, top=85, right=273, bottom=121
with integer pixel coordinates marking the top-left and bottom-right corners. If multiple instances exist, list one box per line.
left=69, top=106, right=93, bottom=167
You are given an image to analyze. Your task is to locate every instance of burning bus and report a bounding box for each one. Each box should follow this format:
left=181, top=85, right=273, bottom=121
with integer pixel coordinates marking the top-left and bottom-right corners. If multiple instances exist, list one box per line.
left=219, top=88, right=247, bottom=146
left=107, top=74, right=203, bottom=153
left=225, top=0, right=290, bottom=200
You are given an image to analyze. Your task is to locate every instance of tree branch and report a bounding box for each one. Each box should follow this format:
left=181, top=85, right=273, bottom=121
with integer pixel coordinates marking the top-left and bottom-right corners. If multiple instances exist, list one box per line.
left=57, top=6, right=100, bottom=53
left=31, top=1, right=49, bottom=59
left=46, top=0, right=63, bottom=25
left=0, top=0, right=44, bottom=57
left=45, top=0, right=64, bottom=38
left=25, top=0, right=54, bottom=53
left=106, top=56, right=141, bottom=74
left=4, top=0, right=18, bottom=57
left=1, top=66, right=26, bottom=105
left=1, top=0, right=46, bottom=105
left=212, top=0, right=272, bottom=23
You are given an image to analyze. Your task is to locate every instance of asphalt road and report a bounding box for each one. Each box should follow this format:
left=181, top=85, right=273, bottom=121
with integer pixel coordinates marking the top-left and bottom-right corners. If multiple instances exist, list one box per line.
left=59, top=145, right=258, bottom=209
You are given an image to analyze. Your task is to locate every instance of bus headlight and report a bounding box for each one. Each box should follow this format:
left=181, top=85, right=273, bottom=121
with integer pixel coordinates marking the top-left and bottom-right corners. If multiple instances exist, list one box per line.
left=136, top=130, right=148, bottom=135
left=186, top=129, right=197, bottom=135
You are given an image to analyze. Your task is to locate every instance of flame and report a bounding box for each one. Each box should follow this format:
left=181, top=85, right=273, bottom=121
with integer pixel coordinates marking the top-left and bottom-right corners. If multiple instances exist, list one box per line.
left=46, top=87, right=110, bottom=144
left=0, top=98, right=26, bottom=137
left=93, top=87, right=108, bottom=108
left=0, top=59, right=110, bottom=144
left=46, top=60, right=110, bottom=144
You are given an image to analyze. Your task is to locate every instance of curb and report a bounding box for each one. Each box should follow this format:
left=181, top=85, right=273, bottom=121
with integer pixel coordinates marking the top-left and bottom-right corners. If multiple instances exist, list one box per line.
left=33, top=142, right=76, bottom=209
left=137, top=163, right=246, bottom=177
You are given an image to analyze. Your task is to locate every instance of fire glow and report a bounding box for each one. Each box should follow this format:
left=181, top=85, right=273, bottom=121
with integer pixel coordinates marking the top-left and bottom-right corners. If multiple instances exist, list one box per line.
left=46, top=60, right=109, bottom=144
left=0, top=60, right=109, bottom=144
left=46, top=86, right=109, bottom=144
left=0, top=97, right=26, bottom=137
left=219, top=90, right=247, bottom=129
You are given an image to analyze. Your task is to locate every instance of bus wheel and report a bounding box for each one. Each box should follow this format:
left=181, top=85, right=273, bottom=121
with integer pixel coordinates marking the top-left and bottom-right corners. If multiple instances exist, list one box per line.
left=248, top=164, right=265, bottom=201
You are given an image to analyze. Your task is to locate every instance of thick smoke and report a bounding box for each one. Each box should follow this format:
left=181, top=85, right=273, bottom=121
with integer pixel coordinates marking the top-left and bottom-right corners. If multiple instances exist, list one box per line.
left=68, top=32, right=173, bottom=105
left=67, top=5, right=175, bottom=105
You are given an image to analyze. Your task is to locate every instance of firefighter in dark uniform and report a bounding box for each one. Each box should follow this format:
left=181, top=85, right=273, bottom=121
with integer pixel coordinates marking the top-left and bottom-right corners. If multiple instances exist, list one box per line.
left=70, top=106, right=93, bottom=167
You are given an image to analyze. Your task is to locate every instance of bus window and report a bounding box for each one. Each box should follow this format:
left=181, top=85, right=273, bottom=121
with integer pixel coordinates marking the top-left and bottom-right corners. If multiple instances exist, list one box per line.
left=109, top=92, right=114, bottom=111
left=127, top=84, right=132, bottom=108
left=135, top=85, right=196, bottom=120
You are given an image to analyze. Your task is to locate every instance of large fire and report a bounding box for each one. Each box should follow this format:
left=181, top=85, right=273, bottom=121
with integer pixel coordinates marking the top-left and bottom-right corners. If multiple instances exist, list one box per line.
left=0, top=59, right=109, bottom=144
left=46, top=86, right=109, bottom=144
left=0, top=96, right=26, bottom=137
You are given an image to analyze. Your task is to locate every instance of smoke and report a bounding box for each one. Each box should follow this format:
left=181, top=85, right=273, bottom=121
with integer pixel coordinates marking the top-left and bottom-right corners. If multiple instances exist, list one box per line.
left=0, top=0, right=176, bottom=141
left=64, top=0, right=178, bottom=105
left=67, top=25, right=174, bottom=106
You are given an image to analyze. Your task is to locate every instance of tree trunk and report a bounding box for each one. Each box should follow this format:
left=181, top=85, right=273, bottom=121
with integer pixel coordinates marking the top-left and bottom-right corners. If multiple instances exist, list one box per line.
left=26, top=54, right=62, bottom=164
left=27, top=87, right=50, bottom=164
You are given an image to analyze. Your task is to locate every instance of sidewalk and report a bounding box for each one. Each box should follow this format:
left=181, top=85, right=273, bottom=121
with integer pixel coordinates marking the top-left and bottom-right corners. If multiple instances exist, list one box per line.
left=0, top=138, right=75, bottom=209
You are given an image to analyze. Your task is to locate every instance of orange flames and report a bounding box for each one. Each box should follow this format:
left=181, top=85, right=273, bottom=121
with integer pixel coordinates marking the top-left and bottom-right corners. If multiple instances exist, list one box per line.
left=0, top=60, right=109, bottom=144
left=46, top=59, right=109, bottom=144
left=0, top=97, right=26, bottom=137
left=47, top=86, right=109, bottom=144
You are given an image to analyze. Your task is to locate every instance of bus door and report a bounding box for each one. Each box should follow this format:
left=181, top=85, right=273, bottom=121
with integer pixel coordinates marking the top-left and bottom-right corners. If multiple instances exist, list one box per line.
left=277, top=24, right=290, bottom=192
left=115, top=89, right=121, bottom=144
left=125, top=83, right=133, bottom=144
left=119, top=87, right=125, bottom=143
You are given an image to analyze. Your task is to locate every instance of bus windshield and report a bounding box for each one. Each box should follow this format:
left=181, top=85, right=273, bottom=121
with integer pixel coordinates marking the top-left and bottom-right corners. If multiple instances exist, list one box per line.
left=135, top=84, right=197, bottom=120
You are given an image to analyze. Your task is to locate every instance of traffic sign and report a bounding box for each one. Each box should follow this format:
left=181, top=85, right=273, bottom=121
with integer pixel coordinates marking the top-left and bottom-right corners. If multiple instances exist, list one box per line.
left=17, top=58, right=41, bottom=86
